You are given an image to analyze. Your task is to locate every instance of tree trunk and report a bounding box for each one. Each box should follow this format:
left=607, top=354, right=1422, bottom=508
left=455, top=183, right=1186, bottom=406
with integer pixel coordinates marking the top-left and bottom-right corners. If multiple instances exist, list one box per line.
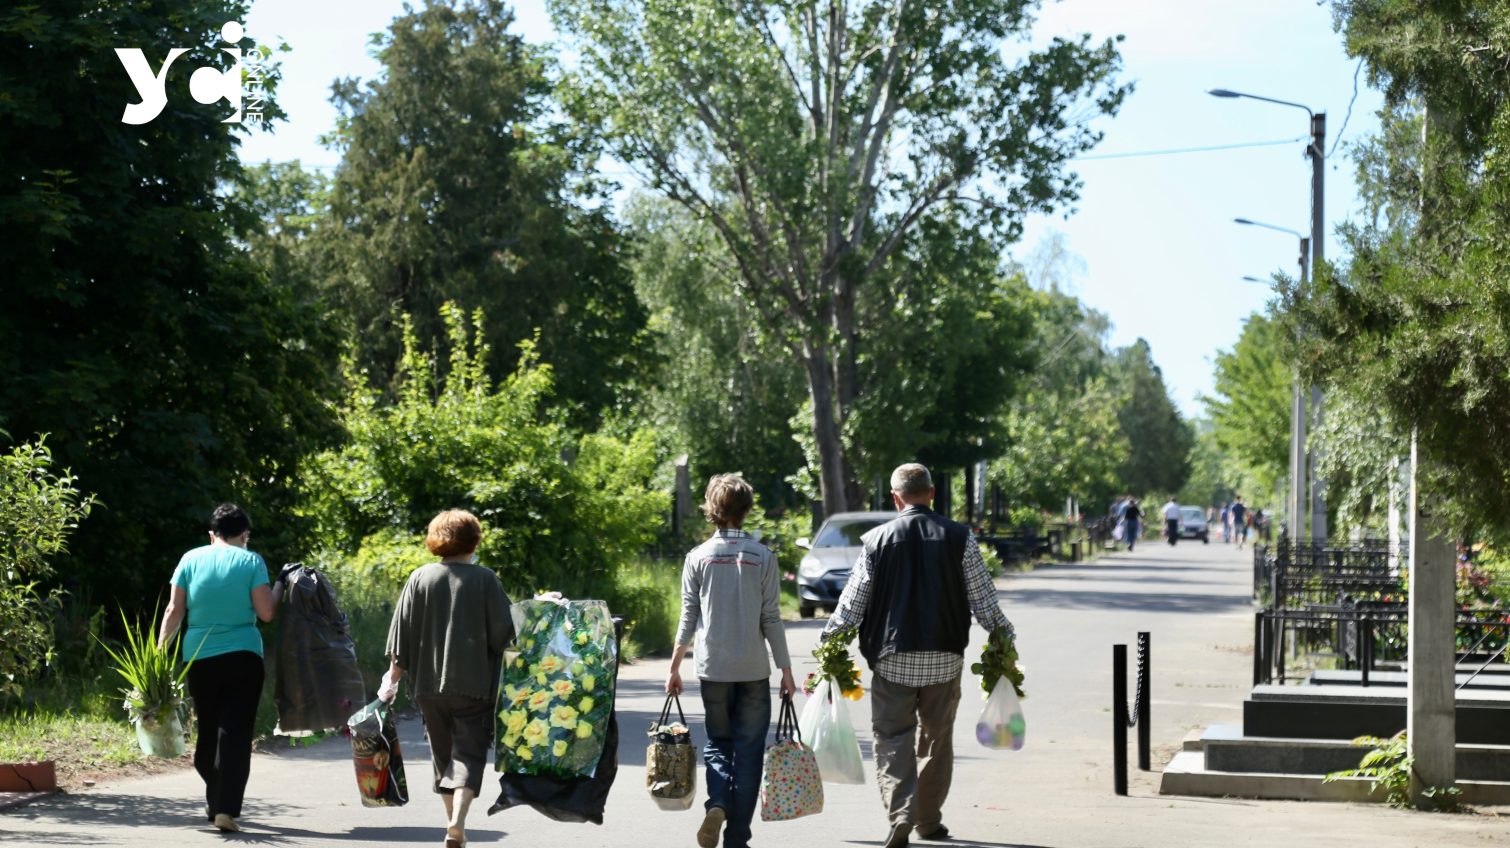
left=830, top=268, right=864, bottom=508
left=804, top=343, right=851, bottom=517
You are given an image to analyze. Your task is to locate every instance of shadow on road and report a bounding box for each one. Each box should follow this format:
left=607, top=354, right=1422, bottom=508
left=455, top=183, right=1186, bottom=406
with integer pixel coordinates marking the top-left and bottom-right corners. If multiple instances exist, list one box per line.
left=999, top=587, right=1249, bottom=615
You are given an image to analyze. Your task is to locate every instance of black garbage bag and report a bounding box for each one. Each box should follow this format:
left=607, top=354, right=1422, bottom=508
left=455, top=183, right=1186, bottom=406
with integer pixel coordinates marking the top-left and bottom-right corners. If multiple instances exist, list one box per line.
left=488, top=709, right=618, bottom=824
left=274, top=564, right=369, bottom=734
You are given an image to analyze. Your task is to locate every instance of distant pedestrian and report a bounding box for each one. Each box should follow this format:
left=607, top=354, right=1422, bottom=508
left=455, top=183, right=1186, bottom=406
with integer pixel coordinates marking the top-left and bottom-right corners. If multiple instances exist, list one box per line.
left=1123, top=498, right=1142, bottom=552
left=1230, top=497, right=1249, bottom=550
left=1220, top=503, right=1232, bottom=543
left=1162, top=498, right=1180, bottom=546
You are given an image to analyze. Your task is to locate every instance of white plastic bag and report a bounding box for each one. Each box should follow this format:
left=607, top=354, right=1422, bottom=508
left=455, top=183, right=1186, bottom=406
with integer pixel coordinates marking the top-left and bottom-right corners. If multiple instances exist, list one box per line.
left=975, top=678, right=1026, bottom=750
left=797, top=677, right=865, bottom=784
left=1112, top=520, right=1125, bottom=542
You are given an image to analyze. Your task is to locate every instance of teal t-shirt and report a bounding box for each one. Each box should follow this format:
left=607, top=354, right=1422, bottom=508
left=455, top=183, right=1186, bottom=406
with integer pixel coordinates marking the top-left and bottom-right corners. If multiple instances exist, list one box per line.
left=170, top=544, right=269, bottom=661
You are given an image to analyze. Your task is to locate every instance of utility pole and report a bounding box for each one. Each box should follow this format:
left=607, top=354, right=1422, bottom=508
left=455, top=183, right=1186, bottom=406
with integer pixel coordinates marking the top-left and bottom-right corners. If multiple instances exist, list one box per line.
left=1307, top=112, right=1328, bottom=542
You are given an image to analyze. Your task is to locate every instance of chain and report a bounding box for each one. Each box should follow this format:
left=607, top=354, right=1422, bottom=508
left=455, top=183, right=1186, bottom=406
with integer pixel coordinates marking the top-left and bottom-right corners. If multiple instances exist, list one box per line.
left=1126, top=632, right=1148, bottom=728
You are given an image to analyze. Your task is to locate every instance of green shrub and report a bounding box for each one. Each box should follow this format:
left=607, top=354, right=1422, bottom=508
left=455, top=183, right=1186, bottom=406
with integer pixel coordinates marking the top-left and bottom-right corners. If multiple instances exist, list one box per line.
left=298, top=304, right=666, bottom=599
left=0, top=438, right=95, bottom=700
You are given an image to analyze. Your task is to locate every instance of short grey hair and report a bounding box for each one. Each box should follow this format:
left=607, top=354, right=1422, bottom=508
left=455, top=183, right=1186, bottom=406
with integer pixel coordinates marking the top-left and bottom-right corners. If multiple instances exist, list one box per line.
left=890, top=463, right=933, bottom=497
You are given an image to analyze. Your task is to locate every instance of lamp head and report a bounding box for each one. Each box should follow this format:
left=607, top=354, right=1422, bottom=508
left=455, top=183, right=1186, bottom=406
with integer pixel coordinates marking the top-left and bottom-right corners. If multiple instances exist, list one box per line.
left=1208, top=88, right=1241, bottom=98
left=1234, top=217, right=1253, bottom=225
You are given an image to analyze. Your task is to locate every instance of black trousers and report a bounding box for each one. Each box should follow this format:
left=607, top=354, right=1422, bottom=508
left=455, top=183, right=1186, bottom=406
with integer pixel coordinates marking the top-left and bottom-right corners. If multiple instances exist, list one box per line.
left=1166, top=518, right=1179, bottom=545
left=187, top=650, right=265, bottom=820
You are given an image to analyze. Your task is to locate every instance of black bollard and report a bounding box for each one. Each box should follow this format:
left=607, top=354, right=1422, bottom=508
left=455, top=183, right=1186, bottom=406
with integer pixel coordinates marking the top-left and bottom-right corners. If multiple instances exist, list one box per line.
left=1113, top=643, right=1127, bottom=796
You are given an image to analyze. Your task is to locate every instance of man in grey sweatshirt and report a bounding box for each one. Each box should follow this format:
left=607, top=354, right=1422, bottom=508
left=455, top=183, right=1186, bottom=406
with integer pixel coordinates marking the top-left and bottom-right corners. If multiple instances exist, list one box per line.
left=667, top=474, right=796, bottom=848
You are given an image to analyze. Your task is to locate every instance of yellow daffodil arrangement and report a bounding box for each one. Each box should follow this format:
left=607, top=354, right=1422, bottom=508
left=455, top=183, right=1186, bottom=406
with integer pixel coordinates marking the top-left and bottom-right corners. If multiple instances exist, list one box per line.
left=496, top=597, right=617, bottom=777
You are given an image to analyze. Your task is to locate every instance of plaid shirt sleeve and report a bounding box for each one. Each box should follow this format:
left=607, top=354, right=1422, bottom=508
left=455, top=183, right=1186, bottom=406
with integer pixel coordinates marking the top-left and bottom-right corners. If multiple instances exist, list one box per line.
left=964, top=536, right=1012, bottom=636
left=823, top=548, right=873, bottom=638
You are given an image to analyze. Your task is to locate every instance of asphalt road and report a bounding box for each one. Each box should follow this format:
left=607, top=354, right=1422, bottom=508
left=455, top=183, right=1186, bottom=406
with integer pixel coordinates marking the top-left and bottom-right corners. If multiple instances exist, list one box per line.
left=3, top=539, right=1506, bottom=846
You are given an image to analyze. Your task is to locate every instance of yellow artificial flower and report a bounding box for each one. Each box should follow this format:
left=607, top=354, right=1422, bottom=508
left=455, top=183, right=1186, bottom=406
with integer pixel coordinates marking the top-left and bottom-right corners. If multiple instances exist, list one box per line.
left=523, top=719, right=550, bottom=748
left=502, top=731, right=519, bottom=749
left=524, top=638, right=535, bottom=651
left=509, top=686, right=532, bottom=707
left=536, top=672, right=548, bottom=685
left=578, top=696, right=595, bottom=714
left=553, top=740, right=568, bottom=758
left=582, top=674, right=596, bottom=692
left=570, top=661, right=585, bottom=676
left=575, top=721, right=593, bottom=739
left=516, top=744, right=533, bottom=761
left=575, top=631, right=589, bottom=645
left=514, top=658, right=525, bottom=668
left=551, top=679, right=575, bottom=699
left=550, top=704, right=579, bottom=730
left=528, top=690, right=552, bottom=712
left=504, top=709, right=528, bottom=736
left=540, top=655, right=565, bottom=674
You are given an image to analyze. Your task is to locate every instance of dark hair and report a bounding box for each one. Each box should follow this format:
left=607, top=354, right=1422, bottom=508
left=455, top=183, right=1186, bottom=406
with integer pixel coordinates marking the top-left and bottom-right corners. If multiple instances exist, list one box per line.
left=210, top=503, right=251, bottom=539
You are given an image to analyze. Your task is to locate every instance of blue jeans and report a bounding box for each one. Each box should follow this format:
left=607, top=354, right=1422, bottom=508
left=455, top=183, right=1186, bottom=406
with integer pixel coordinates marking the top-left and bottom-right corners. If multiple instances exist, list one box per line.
left=699, top=680, right=771, bottom=848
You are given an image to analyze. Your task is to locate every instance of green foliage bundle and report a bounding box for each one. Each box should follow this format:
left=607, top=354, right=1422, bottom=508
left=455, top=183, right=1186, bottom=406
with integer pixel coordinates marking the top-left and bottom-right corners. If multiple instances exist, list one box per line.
left=806, top=626, right=863, bottom=700
left=0, top=439, right=95, bottom=698
left=299, top=304, right=665, bottom=598
left=972, top=628, right=1025, bottom=698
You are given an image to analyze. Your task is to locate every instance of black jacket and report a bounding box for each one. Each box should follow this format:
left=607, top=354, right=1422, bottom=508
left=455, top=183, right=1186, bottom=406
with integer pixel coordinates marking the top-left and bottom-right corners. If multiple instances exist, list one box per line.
left=857, top=505, right=970, bottom=666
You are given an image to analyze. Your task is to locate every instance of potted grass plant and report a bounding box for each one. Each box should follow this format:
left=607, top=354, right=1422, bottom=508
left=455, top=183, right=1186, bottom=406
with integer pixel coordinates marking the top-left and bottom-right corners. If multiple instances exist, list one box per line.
left=95, top=605, right=193, bottom=758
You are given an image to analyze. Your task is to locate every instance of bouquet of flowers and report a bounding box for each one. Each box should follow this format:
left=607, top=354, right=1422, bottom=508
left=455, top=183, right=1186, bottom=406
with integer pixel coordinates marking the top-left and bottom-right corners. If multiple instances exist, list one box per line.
left=803, top=626, right=863, bottom=701
left=971, top=627, right=1025, bottom=697
left=496, top=598, right=618, bottom=778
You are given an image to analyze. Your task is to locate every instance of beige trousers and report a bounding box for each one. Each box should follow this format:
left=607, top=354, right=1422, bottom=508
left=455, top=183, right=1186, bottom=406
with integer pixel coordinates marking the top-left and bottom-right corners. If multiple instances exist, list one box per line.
left=869, top=673, right=962, bottom=831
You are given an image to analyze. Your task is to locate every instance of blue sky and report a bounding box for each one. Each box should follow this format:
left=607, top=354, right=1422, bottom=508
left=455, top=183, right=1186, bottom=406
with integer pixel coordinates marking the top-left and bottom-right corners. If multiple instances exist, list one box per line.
left=237, top=0, right=1381, bottom=418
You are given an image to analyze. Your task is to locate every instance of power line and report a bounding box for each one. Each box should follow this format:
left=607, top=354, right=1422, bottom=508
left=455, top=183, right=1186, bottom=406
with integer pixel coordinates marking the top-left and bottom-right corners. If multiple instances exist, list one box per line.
left=1327, top=59, right=1364, bottom=159
left=1074, top=136, right=1309, bottom=161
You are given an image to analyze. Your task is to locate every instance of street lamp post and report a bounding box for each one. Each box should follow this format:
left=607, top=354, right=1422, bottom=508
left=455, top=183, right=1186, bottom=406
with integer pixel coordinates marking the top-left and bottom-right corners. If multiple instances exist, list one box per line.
left=1234, top=219, right=1308, bottom=545
left=1212, top=88, right=1328, bottom=542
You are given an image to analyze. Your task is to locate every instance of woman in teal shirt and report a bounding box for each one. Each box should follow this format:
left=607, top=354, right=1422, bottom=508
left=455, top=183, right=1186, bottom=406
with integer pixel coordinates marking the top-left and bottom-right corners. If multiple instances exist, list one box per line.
left=157, top=504, right=282, bottom=832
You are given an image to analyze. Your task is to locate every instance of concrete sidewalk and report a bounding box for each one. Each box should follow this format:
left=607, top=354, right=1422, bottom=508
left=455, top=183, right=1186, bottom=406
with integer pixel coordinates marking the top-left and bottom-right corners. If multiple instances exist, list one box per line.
left=3, top=541, right=1506, bottom=846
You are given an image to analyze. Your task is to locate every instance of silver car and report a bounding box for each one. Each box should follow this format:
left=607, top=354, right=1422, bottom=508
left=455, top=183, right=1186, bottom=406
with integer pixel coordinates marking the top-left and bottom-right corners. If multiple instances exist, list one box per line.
left=1179, top=506, right=1210, bottom=543
left=795, top=511, right=895, bottom=619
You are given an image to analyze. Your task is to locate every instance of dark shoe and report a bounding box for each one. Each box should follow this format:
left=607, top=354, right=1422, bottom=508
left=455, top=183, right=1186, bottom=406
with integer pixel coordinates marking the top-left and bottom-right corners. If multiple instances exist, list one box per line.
left=697, top=806, right=725, bottom=848
left=916, top=824, right=951, bottom=840
left=884, top=822, right=912, bottom=848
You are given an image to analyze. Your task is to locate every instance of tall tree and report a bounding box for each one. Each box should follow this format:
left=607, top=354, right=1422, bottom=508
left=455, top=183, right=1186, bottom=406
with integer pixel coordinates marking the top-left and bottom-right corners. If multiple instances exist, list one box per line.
left=325, top=0, right=655, bottom=426
left=626, top=195, right=808, bottom=506
left=0, top=1, right=339, bottom=603
left=550, top=0, right=1129, bottom=513
left=1113, top=339, right=1193, bottom=497
left=1202, top=311, right=1291, bottom=501
left=1290, top=1, right=1510, bottom=539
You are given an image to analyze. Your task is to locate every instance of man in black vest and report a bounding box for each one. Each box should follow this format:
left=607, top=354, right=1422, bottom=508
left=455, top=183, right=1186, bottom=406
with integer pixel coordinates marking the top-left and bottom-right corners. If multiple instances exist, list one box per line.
left=822, top=463, right=1015, bottom=848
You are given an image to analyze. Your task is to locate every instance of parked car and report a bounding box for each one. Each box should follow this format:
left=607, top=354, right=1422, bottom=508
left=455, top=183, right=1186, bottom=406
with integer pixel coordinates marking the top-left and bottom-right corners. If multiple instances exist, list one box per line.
left=794, top=511, right=895, bottom=619
left=1179, top=506, right=1209, bottom=543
